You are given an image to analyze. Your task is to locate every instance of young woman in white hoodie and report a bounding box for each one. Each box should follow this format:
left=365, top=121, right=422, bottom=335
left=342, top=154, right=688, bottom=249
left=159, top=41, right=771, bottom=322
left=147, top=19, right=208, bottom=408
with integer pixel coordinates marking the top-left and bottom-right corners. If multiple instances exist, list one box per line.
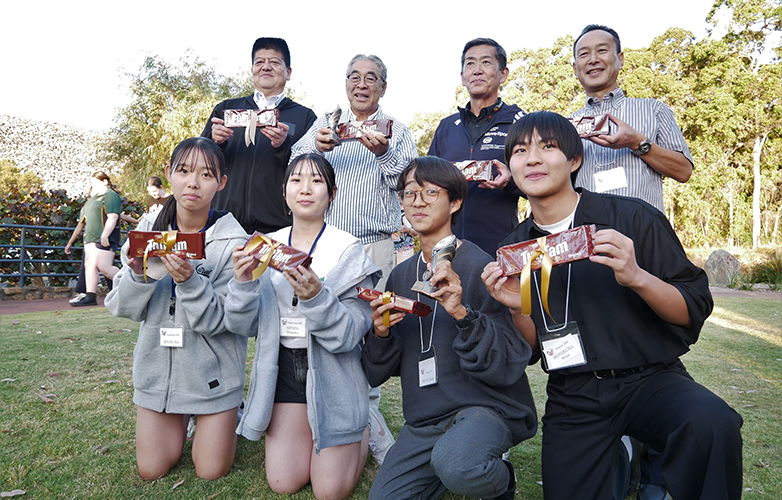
left=227, top=153, right=381, bottom=499
left=106, top=137, right=249, bottom=480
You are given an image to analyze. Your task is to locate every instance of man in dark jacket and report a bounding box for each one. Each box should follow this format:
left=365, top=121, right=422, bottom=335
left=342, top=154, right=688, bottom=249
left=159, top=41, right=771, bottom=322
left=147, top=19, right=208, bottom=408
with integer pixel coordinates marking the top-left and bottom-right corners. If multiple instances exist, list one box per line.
left=202, top=37, right=316, bottom=234
left=428, top=38, right=525, bottom=256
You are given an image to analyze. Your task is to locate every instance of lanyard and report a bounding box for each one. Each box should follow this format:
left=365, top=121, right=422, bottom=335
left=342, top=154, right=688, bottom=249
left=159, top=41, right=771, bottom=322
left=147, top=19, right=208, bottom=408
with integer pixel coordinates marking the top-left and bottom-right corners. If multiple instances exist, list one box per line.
left=288, top=222, right=327, bottom=308
left=533, top=215, right=575, bottom=331
left=416, top=252, right=437, bottom=353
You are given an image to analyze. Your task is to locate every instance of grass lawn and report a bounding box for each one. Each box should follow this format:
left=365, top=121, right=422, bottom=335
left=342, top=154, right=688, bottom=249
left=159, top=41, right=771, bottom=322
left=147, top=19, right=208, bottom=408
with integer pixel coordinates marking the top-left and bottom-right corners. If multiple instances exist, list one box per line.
left=1, top=295, right=780, bottom=499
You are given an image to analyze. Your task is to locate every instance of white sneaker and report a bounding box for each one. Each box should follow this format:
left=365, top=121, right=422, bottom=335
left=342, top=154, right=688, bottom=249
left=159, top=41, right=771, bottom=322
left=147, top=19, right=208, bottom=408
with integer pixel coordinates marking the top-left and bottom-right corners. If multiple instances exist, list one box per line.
left=368, top=405, right=395, bottom=466
left=69, top=293, right=87, bottom=304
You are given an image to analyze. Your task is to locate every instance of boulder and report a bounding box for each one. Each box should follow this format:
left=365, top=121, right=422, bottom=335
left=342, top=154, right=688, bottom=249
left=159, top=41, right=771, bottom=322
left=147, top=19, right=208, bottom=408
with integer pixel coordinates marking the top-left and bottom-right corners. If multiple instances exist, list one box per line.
left=704, top=249, right=741, bottom=286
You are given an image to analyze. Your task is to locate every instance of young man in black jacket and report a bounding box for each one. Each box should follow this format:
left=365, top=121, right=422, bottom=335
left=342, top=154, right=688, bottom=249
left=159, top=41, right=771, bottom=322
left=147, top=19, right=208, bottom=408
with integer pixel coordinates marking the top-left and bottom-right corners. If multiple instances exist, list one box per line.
left=482, top=111, right=743, bottom=500
left=363, top=156, right=536, bottom=500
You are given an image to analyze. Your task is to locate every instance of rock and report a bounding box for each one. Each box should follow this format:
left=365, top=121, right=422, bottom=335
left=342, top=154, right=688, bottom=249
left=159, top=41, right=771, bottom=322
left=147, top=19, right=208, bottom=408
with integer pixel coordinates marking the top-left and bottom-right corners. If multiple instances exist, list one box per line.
left=705, top=249, right=741, bottom=286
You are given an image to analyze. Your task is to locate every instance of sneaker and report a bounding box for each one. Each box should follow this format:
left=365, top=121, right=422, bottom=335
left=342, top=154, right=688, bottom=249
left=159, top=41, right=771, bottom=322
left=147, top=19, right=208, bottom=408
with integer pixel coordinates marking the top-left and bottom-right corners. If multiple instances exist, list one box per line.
left=186, top=415, right=197, bottom=440
left=69, top=293, right=87, bottom=304
left=70, top=295, right=97, bottom=307
left=368, top=405, right=395, bottom=466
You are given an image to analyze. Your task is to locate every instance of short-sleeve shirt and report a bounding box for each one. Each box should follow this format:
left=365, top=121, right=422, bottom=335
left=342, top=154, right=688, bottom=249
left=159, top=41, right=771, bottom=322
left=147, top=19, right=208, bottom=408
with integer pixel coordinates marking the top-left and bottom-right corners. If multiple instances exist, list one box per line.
left=80, top=189, right=122, bottom=243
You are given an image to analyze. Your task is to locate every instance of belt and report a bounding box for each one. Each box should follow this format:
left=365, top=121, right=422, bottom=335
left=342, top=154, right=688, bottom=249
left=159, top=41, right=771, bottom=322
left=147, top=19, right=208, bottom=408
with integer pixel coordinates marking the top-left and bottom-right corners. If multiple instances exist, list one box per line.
left=592, top=366, right=646, bottom=380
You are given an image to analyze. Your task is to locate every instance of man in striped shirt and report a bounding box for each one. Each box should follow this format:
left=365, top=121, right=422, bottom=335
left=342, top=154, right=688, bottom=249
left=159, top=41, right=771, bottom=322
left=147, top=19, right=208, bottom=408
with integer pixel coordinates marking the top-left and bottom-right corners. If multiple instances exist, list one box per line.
left=570, top=24, right=693, bottom=215
left=291, top=54, right=418, bottom=289
left=291, top=54, right=418, bottom=466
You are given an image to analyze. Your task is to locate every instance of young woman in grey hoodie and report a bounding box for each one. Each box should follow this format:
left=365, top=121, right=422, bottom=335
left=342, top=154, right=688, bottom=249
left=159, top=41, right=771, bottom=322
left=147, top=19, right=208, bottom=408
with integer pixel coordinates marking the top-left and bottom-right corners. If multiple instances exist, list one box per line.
left=226, top=154, right=381, bottom=499
left=106, top=137, right=250, bottom=480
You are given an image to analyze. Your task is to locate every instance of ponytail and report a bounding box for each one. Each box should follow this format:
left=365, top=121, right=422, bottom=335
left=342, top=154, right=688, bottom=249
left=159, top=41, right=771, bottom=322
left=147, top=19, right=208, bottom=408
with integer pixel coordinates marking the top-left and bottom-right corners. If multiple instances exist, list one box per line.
left=151, top=195, right=178, bottom=231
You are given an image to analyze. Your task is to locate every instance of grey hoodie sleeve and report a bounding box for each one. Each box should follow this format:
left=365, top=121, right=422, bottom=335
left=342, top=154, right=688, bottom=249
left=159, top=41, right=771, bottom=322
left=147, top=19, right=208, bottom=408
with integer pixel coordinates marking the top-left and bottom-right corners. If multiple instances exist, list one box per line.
left=299, top=275, right=374, bottom=354
left=224, top=277, right=262, bottom=336
left=175, top=237, right=249, bottom=337
left=105, top=262, right=158, bottom=322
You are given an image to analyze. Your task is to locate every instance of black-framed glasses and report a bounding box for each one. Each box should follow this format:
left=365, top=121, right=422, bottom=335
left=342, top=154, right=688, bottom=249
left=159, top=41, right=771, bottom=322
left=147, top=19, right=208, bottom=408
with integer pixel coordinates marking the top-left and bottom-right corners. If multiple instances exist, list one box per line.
left=347, top=72, right=379, bottom=85
left=400, top=188, right=445, bottom=204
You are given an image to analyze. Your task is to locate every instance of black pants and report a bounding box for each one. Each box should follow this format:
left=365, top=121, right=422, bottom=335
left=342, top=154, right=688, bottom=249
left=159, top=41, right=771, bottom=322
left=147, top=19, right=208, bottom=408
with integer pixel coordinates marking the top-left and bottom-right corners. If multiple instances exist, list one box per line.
left=542, top=361, right=743, bottom=500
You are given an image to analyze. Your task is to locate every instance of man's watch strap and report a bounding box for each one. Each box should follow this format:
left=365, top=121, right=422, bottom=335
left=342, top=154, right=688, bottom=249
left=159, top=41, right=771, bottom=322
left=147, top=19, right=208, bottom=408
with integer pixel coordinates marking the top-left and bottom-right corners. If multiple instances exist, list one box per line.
left=632, top=138, right=652, bottom=156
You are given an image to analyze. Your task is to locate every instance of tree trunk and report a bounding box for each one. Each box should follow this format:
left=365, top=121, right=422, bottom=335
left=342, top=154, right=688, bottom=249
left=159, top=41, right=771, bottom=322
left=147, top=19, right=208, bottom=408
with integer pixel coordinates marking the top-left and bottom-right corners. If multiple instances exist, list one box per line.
left=752, top=134, right=768, bottom=248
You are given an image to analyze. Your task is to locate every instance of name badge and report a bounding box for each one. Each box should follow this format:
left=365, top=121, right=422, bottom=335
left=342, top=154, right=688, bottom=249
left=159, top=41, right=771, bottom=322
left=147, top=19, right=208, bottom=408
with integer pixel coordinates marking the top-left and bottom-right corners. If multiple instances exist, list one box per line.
left=280, top=317, right=306, bottom=338
left=418, top=354, right=437, bottom=387
left=594, top=166, right=628, bottom=193
left=538, top=321, right=587, bottom=371
left=160, top=327, right=184, bottom=347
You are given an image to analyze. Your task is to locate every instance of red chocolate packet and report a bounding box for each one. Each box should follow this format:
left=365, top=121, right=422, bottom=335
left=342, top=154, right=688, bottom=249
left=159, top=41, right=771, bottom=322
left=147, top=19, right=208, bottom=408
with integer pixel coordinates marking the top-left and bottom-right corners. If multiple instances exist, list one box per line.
left=568, top=115, right=611, bottom=138
left=224, top=109, right=280, bottom=128
left=356, top=287, right=433, bottom=317
left=128, top=231, right=205, bottom=260
left=496, top=225, right=597, bottom=276
left=335, top=119, right=393, bottom=141
left=243, top=232, right=312, bottom=281
left=452, top=160, right=495, bottom=182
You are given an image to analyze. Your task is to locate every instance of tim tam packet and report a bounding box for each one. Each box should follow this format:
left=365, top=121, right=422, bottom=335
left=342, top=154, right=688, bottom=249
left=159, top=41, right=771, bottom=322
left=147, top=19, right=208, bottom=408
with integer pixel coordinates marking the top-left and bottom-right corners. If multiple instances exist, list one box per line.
left=496, top=225, right=597, bottom=276
left=334, top=119, right=393, bottom=141
left=452, top=160, right=495, bottom=182
left=243, top=232, right=312, bottom=281
left=356, top=287, right=433, bottom=317
left=128, top=231, right=206, bottom=260
left=567, top=114, right=610, bottom=138
left=223, top=109, right=280, bottom=128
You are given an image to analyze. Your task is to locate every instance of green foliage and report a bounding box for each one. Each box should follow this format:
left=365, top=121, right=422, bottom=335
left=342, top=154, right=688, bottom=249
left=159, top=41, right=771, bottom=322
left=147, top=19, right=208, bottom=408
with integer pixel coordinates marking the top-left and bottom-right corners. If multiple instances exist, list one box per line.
left=104, top=52, right=254, bottom=196
left=409, top=111, right=448, bottom=156
left=0, top=187, right=144, bottom=287
left=0, top=159, right=44, bottom=193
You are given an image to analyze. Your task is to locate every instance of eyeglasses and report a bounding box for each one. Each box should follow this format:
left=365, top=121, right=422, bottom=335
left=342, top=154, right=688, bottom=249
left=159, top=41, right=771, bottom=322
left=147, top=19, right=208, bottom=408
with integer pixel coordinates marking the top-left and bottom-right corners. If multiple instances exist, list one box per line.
left=347, top=73, right=380, bottom=85
left=400, top=188, right=445, bottom=204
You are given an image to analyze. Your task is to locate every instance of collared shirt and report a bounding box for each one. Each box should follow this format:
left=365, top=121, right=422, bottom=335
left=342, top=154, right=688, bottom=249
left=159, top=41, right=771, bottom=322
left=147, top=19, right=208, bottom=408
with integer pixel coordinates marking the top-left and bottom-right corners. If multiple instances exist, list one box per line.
left=501, top=189, right=713, bottom=374
left=464, top=98, right=502, bottom=145
left=253, top=90, right=285, bottom=110
left=570, top=88, right=693, bottom=213
left=290, top=105, right=418, bottom=244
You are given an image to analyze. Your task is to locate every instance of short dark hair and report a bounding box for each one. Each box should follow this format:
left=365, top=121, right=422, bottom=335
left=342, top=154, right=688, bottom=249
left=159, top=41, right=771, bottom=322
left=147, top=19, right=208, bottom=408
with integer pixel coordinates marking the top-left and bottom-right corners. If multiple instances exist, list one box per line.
left=573, top=25, right=622, bottom=57
left=505, top=111, right=583, bottom=186
left=283, top=153, right=337, bottom=203
left=147, top=175, right=163, bottom=188
left=251, top=37, right=291, bottom=68
left=461, top=38, right=507, bottom=70
left=397, top=156, right=468, bottom=225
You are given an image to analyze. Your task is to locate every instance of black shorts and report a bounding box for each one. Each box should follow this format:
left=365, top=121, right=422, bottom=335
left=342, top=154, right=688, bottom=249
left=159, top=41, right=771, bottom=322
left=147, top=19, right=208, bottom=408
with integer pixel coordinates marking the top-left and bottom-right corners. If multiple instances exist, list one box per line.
left=274, top=345, right=308, bottom=404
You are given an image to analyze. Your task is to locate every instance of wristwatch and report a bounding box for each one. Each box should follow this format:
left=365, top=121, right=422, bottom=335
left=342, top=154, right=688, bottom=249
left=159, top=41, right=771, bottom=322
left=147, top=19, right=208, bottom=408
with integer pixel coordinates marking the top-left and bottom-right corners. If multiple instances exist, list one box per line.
left=455, top=304, right=479, bottom=329
left=632, top=138, right=652, bottom=156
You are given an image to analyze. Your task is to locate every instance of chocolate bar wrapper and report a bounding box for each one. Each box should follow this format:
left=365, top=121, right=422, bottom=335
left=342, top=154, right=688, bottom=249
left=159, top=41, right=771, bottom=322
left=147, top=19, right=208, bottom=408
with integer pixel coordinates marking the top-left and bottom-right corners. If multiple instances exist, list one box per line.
left=127, top=231, right=206, bottom=259
left=356, top=287, right=433, bottom=317
left=496, top=225, right=597, bottom=276
left=453, top=160, right=495, bottom=182
left=244, top=232, right=312, bottom=272
left=567, top=114, right=610, bottom=138
left=335, top=119, right=393, bottom=141
left=224, top=109, right=280, bottom=128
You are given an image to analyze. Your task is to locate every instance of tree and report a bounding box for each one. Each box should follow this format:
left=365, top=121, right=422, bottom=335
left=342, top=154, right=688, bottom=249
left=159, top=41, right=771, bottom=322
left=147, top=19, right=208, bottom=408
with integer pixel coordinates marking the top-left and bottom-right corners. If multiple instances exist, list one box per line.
left=0, top=159, right=43, bottom=193
left=104, top=52, right=253, bottom=196
left=707, top=0, right=782, bottom=247
left=409, top=111, right=448, bottom=156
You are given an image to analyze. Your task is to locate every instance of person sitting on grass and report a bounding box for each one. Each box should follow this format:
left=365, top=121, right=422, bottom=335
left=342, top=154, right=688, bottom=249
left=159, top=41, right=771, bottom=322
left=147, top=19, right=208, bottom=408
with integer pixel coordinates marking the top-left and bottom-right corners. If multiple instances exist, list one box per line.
left=481, top=110, right=743, bottom=500
left=362, top=156, right=537, bottom=500
left=225, top=153, right=381, bottom=499
left=106, top=137, right=250, bottom=480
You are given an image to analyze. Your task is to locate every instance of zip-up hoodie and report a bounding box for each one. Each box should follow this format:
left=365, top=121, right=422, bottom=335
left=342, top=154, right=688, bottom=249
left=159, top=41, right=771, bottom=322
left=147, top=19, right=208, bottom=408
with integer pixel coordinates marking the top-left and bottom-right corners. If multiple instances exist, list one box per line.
left=225, top=225, right=381, bottom=451
left=105, top=211, right=250, bottom=415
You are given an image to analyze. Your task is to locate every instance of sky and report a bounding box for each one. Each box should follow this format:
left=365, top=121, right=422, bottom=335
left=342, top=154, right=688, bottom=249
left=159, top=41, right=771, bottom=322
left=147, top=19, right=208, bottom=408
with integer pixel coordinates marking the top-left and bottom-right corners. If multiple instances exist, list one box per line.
left=1, top=0, right=721, bottom=132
